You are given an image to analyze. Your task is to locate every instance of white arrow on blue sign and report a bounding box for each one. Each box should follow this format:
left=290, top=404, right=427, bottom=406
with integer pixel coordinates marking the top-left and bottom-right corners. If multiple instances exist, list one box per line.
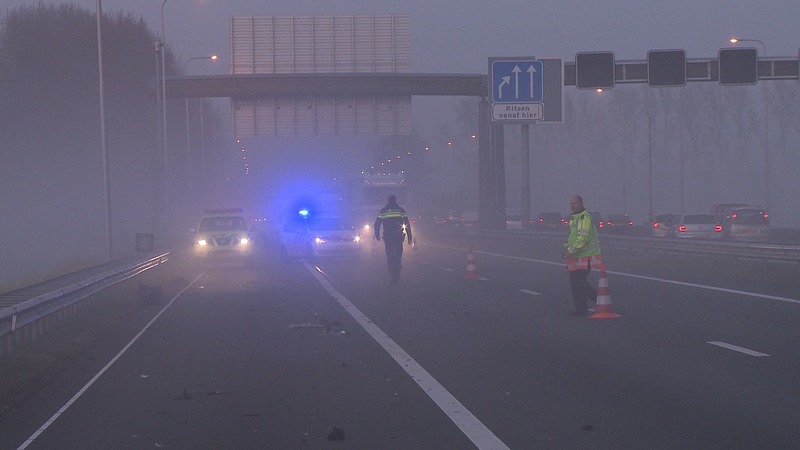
left=491, top=59, right=543, bottom=103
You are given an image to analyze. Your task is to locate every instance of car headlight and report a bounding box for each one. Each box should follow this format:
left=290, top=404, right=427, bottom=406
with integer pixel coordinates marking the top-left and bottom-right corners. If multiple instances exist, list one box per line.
left=314, top=237, right=325, bottom=244
left=239, top=237, right=250, bottom=245
left=197, top=239, right=208, bottom=246
left=354, top=235, right=361, bottom=243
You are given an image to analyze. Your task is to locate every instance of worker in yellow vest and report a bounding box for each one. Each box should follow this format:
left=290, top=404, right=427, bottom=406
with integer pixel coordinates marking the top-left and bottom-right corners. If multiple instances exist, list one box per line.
left=564, top=195, right=604, bottom=316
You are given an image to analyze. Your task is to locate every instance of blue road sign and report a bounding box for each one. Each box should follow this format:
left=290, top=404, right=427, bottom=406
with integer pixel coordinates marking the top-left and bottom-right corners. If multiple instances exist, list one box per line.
left=491, top=59, right=543, bottom=103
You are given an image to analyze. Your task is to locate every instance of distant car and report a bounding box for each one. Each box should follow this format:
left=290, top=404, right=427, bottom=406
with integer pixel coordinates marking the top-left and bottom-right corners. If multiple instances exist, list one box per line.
left=722, top=207, right=769, bottom=242
left=460, top=211, right=480, bottom=228
left=603, top=214, right=634, bottom=233
left=191, top=208, right=254, bottom=264
left=278, top=214, right=362, bottom=261
left=651, top=213, right=677, bottom=238
left=535, top=212, right=567, bottom=230
left=711, top=203, right=750, bottom=223
left=505, top=214, right=523, bottom=230
left=668, top=213, right=723, bottom=239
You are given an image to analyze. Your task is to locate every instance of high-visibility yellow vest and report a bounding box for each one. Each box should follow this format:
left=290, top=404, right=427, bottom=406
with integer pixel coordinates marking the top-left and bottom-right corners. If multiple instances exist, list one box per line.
left=565, top=209, right=603, bottom=271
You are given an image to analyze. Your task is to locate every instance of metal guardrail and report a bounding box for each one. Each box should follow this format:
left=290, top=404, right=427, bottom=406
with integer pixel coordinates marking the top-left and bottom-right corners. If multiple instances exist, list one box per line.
left=0, top=252, right=170, bottom=341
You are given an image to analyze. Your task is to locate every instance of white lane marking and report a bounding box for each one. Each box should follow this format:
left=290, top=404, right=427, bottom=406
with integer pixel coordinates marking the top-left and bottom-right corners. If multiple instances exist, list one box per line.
left=520, top=290, right=542, bottom=296
left=305, top=264, right=510, bottom=450
left=707, top=341, right=770, bottom=357
left=18, top=273, right=205, bottom=450
left=431, top=244, right=799, bottom=304
left=443, top=267, right=455, bottom=272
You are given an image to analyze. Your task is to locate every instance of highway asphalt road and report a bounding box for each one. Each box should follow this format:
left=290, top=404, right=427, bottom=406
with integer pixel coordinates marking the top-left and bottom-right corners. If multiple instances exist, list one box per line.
left=1, top=227, right=798, bottom=449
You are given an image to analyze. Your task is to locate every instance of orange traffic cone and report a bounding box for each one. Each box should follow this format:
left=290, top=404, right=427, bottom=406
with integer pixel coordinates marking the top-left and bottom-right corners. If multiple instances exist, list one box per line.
left=464, top=248, right=479, bottom=280
left=590, top=268, right=620, bottom=319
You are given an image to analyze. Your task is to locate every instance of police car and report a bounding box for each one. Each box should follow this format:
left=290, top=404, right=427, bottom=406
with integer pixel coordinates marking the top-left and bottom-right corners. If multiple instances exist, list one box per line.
left=278, top=210, right=362, bottom=261
left=191, top=208, right=254, bottom=264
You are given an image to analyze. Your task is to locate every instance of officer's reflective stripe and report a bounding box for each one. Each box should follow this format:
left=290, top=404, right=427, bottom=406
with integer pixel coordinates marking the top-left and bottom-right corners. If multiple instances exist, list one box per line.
left=566, top=254, right=604, bottom=271
left=378, top=211, right=406, bottom=219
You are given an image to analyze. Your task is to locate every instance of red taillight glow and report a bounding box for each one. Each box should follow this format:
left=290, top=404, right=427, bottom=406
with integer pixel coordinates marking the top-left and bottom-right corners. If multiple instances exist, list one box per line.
left=653, top=222, right=660, bottom=228
left=715, top=225, right=722, bottom=232
left=627, top=221, right=633, bottom=225
left=539, top=218, right=544, bottom=223
left=678, top=225, right=687, bottom=232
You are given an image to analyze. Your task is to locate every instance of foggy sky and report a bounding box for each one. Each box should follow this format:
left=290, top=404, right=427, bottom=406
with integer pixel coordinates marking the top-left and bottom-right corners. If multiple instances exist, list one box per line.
left=6, top=0, right=800, bottom=75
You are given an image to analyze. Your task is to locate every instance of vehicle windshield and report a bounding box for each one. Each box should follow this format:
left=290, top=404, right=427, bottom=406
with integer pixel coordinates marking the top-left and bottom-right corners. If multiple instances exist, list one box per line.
left=732, top=209, right=768, bottom=225
left=198, top=216, right=247, bottom=232
left=682, top=214, right=717, bottom=224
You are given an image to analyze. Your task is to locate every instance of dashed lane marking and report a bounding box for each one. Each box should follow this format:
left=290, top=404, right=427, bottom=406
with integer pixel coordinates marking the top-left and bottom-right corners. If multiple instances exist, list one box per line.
left=520, top=289, right=542, bottom=295
left=708, top=341, right=770, bottom=357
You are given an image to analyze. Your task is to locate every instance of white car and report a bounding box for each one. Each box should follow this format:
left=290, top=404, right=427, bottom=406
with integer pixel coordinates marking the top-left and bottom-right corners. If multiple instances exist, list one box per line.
left=191, top=209, right=254, bottom=264
left=668, top=214, right=723, bottom=239
left=278, top=215, right=362, bottom=261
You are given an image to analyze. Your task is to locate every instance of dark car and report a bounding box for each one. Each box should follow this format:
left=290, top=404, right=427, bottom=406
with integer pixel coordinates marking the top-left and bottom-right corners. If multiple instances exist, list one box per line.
left=535, top=212, right=567, bottom=230
left=603, top=214, right=634, bottom=233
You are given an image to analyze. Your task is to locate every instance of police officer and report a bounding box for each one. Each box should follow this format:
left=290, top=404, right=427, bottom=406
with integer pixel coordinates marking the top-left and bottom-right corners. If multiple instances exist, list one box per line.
left=374, top=195, right=412, bottom=284
left=564, top=195, right=603, bottom=316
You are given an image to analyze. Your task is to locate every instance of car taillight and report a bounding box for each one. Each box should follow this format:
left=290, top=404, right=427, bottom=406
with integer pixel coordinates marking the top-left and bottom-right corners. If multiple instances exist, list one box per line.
left=539, top=218, right=544, bottom=223
left=715, top=225, right=722, bottom=232
left=678, top=225, right=686, bottom=232
left=627, top=221, right=633, bottom=225
left=653, top=222, right=660, bottom=228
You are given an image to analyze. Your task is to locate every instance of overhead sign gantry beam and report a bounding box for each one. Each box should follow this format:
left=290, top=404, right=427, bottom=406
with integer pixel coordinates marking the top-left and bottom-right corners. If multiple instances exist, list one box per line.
left=166, top=73, right=488, bottom=99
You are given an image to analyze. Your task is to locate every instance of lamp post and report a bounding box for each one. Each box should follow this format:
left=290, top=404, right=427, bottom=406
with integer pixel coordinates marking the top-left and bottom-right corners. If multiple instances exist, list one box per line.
left=647, top=112, right=654, bottom=222
left=183, top=55, right=218, bottom=192
left=96, top=0, right=112, bottom=261
left=160, top=0, right=169, bottom=226
left=730, top=37, right=769, bottom=212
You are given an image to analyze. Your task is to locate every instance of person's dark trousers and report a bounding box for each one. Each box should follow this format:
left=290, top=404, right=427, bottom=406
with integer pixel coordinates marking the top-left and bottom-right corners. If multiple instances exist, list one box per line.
left=384, top=238, right=404, bottom=283
left=569, top=268, right=597, bottom=313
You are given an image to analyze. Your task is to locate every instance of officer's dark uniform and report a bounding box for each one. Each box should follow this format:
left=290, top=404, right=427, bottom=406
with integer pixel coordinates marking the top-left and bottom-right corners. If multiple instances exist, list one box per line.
left=374, top=195, right=412, bottom=284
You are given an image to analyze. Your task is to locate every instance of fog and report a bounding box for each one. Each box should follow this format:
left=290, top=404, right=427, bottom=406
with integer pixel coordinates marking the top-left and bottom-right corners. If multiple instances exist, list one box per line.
left=2, top=1, right=799, bottom=293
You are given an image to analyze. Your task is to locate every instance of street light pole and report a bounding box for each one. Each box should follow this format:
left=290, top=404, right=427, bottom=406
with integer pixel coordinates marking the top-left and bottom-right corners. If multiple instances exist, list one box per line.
left=160, top=0, right=169, bottom=226
left=183, top=55, right=218, bottom=193
left=730, top=37, right=769, bottom=212
left=96, top=0, right=112, bottom=261
left=647, top=112, right=653, bottom=221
